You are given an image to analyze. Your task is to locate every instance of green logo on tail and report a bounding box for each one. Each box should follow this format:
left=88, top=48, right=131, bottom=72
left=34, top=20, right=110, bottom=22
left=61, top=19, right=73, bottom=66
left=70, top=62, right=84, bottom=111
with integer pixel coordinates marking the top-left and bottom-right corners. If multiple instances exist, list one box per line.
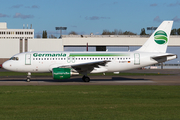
left=154, top=30, right=168, bottom=45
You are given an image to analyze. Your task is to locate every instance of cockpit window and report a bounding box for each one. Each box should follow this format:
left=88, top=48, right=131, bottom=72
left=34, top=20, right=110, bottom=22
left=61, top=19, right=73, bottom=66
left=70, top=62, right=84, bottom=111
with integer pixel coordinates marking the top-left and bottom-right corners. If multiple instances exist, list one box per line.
left=10, top=57, right=19, bottom=61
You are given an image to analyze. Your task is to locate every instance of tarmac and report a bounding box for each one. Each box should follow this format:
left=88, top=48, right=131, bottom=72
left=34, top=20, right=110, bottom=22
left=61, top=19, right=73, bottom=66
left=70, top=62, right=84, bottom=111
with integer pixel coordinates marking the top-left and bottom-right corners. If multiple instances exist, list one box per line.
left=0, top=69, right=180, bottom=86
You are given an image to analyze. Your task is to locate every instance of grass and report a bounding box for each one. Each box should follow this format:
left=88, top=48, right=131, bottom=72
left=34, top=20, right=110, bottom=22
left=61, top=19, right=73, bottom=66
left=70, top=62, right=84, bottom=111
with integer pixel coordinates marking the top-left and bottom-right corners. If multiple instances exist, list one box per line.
left=0, top=71, right=170, bottom=77
left=0, top=86, right=180, bottom=120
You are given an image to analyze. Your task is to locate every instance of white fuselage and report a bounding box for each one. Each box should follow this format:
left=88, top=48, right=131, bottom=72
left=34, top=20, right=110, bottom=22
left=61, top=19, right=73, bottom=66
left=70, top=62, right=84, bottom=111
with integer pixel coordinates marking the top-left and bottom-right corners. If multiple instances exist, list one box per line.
left=3, top=51, right=175, bottom=73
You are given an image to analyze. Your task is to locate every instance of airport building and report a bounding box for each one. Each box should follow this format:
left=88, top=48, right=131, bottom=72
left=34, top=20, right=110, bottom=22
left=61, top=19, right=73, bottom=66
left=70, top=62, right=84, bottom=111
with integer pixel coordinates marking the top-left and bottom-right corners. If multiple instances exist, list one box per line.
left=0, top=22, right=180, bottom=68
left=0, top=23, right=34, bottom=39
left=0, top=22, right=34, bottom=64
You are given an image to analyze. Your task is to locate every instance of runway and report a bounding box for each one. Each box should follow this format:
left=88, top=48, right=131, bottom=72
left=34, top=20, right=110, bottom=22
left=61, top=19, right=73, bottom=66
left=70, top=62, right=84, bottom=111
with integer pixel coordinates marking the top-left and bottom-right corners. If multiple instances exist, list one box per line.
left=1, top=69, right=180, bottom=86
left=1, top=74, right=180, bottom=86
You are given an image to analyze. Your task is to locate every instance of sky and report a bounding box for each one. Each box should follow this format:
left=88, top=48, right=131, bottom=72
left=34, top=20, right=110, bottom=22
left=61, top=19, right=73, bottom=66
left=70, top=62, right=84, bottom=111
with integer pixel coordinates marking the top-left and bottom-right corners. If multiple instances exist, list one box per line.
left=0, top=0, right=180, bottom=37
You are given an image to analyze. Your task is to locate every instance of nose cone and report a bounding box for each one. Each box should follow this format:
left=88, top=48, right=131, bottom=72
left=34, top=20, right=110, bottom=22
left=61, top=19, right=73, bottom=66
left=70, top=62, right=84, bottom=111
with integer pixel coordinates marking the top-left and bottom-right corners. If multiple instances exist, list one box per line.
left=2, top=61, right=10, bottom=70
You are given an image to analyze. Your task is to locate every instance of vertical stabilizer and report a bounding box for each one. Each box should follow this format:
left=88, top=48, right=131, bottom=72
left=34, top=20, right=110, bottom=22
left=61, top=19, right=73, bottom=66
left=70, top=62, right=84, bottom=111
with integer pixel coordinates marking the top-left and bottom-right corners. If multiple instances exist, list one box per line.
left=137, top=21, right=173, bottom=53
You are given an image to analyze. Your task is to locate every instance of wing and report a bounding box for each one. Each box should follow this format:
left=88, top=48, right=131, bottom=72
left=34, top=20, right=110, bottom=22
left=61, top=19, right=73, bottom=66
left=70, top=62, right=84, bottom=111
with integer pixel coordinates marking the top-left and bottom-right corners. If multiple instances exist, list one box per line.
left=58, top=60, right=110, bottom=74
left=71, top=60, right=110, bottom=73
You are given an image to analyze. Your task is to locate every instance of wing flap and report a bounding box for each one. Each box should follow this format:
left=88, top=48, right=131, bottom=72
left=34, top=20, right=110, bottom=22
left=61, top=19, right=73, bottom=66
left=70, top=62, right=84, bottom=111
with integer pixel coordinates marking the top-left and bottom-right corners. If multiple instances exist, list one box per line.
left=71, top=60, right=110, bottom=73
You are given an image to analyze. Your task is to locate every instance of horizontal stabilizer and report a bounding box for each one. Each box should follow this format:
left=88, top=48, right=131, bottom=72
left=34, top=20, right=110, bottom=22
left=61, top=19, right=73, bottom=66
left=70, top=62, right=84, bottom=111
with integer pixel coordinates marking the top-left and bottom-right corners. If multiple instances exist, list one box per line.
left=151, top=54, right=177, bottom=63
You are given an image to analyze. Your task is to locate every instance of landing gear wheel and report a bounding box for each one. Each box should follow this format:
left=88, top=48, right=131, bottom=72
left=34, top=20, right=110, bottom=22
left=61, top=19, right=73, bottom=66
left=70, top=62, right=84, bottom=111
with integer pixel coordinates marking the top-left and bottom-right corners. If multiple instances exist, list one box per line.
left=82, top=76, right=90, bottom=82
left=27, top=78, right=30, bottom=82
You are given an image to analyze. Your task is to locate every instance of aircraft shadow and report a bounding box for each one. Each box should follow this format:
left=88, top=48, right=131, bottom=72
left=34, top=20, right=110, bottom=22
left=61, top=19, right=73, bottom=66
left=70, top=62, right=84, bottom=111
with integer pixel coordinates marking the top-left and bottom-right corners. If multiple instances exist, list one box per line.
left=0, top=76, right=150, bottom=82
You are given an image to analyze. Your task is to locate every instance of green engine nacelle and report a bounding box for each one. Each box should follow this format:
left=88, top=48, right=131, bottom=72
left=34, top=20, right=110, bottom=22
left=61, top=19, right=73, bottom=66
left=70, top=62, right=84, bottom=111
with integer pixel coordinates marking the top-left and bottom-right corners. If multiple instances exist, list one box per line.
left=52, top=68, right=71, bottom=80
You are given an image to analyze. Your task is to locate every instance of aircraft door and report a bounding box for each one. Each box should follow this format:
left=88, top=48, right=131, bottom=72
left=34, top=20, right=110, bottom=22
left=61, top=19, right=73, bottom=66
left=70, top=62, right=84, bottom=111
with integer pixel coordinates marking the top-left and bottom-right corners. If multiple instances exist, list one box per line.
left=25, top=54, right=31, bottom=65
left=134, top=53, right=140, bottom=65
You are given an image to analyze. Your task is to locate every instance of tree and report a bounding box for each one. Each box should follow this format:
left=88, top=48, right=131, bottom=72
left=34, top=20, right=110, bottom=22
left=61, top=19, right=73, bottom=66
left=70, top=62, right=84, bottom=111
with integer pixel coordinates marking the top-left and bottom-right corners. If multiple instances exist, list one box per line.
left=140, top=28, right=146, bottom=35
left=69, top=31, right=78, bottom=35
left=42, top=30, right=47, bottom=38
left=49, top=35, right=57, bottom=38
left=102, top=29, right=123, bottom=35
left=102, top=30, right=111, bottom=35
left=171, top=29, right=177, bottom=35
left=36, top=34, right=41, bottom=38
left=123, top=31, right=136, bottom=35
left=177, top=28, right=180, bottom=35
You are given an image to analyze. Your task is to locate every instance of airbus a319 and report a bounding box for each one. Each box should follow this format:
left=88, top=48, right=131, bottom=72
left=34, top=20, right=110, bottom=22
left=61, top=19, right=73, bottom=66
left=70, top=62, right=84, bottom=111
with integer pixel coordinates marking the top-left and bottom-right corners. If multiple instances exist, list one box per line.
left=2, top=21, right=177, bottom=82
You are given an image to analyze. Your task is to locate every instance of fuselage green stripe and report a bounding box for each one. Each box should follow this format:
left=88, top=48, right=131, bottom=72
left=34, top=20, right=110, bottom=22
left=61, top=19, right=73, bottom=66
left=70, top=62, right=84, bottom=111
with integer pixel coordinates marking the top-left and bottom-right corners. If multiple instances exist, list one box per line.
left=69, top=53, right=130, bottom=57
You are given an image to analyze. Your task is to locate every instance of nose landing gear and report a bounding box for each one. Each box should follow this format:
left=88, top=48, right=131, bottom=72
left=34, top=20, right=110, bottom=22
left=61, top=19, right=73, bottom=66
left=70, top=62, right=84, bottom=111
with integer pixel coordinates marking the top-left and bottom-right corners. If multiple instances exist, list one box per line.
left=27, top=72, right=31, bottom=82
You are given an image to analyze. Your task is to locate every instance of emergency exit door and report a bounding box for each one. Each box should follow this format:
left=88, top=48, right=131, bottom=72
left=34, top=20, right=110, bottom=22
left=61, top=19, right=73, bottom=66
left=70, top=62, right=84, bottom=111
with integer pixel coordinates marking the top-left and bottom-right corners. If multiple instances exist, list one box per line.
left=134, top=53, right=140, bottom=65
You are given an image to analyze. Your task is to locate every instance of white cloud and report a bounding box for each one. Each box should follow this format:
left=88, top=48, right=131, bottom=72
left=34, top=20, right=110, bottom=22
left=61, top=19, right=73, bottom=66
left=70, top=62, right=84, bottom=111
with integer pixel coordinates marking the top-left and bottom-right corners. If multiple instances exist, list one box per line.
left=172, top=16, right=180, bottom=22
left=26, top=5, right=39, bottom=9
left=13, top=13, right=34, bottom=19
left=153, top=16, right=162, bottom=22
left=0, top=13, right=9, bottom=18
left=11, top=4, right=23, bottom=8
left=85, top=16, right=110, bottom=20
left=168, top=1, right=180, bottom=7
left=32, top=5, right=39, bottom=8
left=150, top=3, right=157, bottom=7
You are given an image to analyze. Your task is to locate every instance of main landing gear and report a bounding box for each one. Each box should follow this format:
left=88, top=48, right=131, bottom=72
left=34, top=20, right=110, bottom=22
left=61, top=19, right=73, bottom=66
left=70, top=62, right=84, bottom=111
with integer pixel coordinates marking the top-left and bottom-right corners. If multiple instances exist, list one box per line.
left=27, top=72, right=31, bottom=82
left=82, top=75, right=90, bottom=82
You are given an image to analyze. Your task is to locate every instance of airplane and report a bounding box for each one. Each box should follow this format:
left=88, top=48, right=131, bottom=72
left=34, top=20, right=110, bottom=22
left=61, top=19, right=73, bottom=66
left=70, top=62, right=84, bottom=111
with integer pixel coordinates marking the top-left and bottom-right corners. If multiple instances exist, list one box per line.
left=2, top=21, right=177, bottom=82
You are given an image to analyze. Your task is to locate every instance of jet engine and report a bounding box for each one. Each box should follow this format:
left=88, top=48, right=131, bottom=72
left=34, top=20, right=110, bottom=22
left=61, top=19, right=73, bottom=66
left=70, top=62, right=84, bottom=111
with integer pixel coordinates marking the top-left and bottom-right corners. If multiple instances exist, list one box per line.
left=52, top=68, right=78, bottom=80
